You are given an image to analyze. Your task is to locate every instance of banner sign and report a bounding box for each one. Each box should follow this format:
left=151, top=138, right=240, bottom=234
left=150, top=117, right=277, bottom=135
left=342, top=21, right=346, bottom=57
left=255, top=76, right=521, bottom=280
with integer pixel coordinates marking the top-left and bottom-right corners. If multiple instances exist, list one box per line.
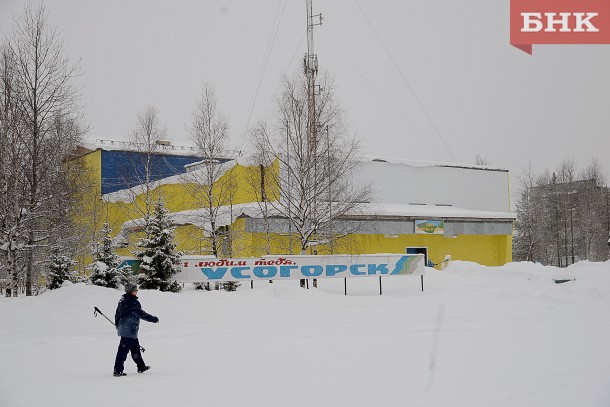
left=117, top=258, right=141, bottom=271
left=175, top=254, right=425, bottom=283
left=415, top=220, right=445, bottom=235
left=510, top=0, right=610, bottom=54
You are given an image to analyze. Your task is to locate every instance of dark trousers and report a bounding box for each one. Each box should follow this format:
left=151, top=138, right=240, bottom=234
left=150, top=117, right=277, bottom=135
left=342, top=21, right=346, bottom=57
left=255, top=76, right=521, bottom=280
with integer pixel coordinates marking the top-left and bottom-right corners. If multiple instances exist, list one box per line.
left=114, top=337, right=146, bottom=373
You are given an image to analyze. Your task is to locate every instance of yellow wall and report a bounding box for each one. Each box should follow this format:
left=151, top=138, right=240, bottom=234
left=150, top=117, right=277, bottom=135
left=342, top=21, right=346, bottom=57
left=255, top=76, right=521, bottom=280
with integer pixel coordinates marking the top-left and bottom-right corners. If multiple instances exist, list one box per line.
left=83, top=149, right=102, bottom=190
left=339, top=233, right=512, bottom=267
left=72, top=150, right=103, bottom=270
left=156, top=160, right=280, bottom=213
left=168, top=224, right=512, bottom=267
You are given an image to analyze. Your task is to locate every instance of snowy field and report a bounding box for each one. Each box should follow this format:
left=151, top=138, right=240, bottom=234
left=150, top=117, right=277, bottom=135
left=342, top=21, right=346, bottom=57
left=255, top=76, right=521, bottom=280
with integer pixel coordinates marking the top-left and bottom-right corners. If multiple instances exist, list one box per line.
left=1, top=260, right=609, bottom=407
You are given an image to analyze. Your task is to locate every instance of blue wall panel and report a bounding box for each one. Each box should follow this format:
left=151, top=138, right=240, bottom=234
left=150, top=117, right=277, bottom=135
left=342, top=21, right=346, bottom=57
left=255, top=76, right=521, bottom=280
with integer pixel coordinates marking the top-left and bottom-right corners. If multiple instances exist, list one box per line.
left=100, top=150, right=204, bottom=194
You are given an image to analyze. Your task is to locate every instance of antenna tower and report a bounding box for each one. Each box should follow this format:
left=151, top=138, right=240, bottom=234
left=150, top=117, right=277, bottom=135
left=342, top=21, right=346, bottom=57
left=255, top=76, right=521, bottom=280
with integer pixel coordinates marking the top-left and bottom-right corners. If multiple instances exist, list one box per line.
left=304, top=0, right=322, bottom=148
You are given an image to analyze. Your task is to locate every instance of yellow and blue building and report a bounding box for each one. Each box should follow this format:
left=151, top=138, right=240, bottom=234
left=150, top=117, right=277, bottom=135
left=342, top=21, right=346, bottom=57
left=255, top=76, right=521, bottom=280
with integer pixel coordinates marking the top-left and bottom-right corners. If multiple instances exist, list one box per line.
left=77, top=143, right=514, bottom=268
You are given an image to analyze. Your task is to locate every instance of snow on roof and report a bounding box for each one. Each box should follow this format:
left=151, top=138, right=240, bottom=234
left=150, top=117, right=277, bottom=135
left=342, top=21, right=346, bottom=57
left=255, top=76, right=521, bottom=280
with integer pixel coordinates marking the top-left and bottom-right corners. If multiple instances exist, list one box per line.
left=103, top=156, right=260, bottom=203
left=185, top=154, right=262, bottom=171
left=80, top=140, right=202, bottom=157
left=360, top=202, right=515, bottom=220
left=113, top=202, right=270, bottom=241
left=114, top=201, right=514, bottom=242
left=359, top=155, right=508, bottom=172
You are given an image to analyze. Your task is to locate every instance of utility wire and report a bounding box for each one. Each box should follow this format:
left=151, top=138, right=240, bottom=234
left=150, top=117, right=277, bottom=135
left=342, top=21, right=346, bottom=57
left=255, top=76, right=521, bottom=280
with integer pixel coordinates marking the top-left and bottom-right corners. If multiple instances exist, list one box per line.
left=353, top=0, right=457, bottom=162
left=239, top=0, right=288, bottom=155
left=254, top=32, right=307, bottom=136
left=317, top=31, right=450, bottom=160
left=285, top=33, right=306, bottom=75
left=264, top=33, right=306, bottom=118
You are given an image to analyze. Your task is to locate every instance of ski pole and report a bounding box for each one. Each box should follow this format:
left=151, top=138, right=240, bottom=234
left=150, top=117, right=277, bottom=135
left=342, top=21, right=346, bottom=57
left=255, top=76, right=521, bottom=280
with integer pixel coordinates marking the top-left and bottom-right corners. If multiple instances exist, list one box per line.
left=94, top=306, right=145, bottom=352
left=94, top=306, right=115, bottom=326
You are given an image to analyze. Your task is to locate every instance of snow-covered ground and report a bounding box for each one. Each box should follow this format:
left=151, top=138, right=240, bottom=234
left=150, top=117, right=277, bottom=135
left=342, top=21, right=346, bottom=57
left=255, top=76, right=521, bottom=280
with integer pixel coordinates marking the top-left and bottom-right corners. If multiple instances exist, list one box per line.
left=1, top=260, right=609, bottom=407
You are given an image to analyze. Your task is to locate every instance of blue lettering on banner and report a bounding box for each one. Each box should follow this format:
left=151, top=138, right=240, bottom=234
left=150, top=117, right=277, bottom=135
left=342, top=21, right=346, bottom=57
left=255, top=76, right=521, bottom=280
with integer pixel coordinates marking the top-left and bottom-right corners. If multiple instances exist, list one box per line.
left=253, top=266, right=277, bottom=279
left=280, top=265, right=298, bottom=277
left=367, top=264, right=389, bottom=275
left=302, top=265, right=323, bottom=277
left=197, top=258, right=416, bottom=281
left=350, top=264, right=366, bottom=276
left=230, top=267, right=251, bottom=279
left=326, top=264, right=347, bottom=277
left=201, top=267, right=228, bottom=280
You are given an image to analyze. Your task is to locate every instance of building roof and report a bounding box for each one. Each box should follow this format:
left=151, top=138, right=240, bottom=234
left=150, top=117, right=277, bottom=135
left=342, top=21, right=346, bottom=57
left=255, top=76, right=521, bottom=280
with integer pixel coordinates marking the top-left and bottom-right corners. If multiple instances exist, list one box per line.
left=81, top=140, right=201, bottom=157
left=113, top=200, right=514, bottom=243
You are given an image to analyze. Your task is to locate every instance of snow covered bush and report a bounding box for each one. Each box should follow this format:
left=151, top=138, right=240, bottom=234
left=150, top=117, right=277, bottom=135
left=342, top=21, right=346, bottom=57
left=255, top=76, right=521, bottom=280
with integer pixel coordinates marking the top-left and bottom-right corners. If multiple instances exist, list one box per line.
left=135, top=198, right=182, bottom=292
left=88, top=223, right=124, bottom=289
left=221, top=281, right=241, bottom=292
left=46, top=250, right=77, bottom=290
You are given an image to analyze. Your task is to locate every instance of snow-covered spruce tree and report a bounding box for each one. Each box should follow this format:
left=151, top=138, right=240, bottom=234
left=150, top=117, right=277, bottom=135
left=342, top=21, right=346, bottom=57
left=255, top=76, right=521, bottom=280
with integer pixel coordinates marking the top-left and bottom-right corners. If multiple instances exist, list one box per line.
left=135, top=198, right=182, bottom=292
left=88, top=223, right=123, bottom=288
left=221, top=281, right=241, bottom=292
left=47, top=250, right=76, bottom=290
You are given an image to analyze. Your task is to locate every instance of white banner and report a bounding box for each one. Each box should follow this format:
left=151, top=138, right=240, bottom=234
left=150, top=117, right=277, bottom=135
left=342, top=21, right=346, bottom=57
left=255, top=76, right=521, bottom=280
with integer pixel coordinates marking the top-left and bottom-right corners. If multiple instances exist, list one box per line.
left=175, top=254, right=425, bottom=283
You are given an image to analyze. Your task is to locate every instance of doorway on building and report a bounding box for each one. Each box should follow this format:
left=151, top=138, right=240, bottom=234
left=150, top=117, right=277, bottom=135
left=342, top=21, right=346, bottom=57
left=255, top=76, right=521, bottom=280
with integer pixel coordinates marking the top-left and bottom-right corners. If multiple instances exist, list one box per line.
left=406, top=247, right=429, bottom=266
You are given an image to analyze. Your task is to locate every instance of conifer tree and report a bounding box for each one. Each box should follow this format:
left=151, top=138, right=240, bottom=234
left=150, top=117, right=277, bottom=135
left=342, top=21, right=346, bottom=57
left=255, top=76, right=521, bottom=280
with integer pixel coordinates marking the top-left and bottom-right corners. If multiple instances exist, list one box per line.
left=88, top=223, right=123, bottom=288
left=135, top=197, right=182, bottom=292
left=47, top=250, right=76, bottom=289
left=221, top=281, right=241, bottom=292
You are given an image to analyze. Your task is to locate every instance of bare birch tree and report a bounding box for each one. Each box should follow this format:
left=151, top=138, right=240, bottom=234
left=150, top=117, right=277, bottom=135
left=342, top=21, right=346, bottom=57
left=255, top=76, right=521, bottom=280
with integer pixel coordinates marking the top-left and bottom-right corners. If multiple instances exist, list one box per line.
left=128, top=105, right=166, bottom=218
left=0, top=44, right=26, bottom=296
left=245, top=121, right=275, bottom=256
left=259, top=71, right=370, bottom=256
left=578, top=159, right=607, bottom=261
left=0, top=4, right=85, bottom=295
left=557, top=158, right=577, bottom=264
left=513, top=163, right=542, bottom=262
left=186, top=83, right=232, bottom=258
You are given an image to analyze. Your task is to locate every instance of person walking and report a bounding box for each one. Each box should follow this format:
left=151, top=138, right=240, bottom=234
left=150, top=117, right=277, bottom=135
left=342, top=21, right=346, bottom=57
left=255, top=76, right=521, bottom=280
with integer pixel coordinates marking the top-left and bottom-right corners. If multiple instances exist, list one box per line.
left=113, top=283, right=159, bottom=377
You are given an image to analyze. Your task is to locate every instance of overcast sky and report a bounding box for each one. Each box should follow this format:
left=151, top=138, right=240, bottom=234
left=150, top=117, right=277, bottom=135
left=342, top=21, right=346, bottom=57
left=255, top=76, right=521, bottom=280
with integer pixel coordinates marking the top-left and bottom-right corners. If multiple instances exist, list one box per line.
left=1, top=0, right=609, bottom=183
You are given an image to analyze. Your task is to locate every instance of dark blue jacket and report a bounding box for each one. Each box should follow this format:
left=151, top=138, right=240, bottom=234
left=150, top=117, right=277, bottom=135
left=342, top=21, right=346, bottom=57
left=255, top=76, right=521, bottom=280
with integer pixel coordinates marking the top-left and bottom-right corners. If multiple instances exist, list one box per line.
left=114, top=293, right=158, bottom=339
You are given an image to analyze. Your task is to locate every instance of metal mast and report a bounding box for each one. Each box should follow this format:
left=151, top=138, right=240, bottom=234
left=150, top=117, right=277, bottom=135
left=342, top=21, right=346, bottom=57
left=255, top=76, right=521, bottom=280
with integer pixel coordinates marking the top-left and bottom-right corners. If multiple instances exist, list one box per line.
left=304, top=0, right=322, bottom=148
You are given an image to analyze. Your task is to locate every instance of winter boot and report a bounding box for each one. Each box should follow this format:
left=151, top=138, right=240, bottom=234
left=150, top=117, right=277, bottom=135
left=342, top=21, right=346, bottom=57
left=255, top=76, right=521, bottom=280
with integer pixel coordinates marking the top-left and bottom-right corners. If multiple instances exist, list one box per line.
left=138, top=365, right=151, bottom=373
left=113, top=371, right=127, bottom=377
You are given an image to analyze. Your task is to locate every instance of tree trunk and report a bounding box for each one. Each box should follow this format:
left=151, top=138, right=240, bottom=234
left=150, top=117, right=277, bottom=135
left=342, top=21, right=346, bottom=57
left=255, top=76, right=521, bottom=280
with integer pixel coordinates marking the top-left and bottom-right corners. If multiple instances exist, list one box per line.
left=5, top=248, right=18, bottom=297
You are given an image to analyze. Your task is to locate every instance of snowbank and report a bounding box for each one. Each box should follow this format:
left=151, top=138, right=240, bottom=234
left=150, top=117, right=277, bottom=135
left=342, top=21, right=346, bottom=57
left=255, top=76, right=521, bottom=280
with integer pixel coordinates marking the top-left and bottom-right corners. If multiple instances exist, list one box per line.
left=1, top=260, right=609, bottom=407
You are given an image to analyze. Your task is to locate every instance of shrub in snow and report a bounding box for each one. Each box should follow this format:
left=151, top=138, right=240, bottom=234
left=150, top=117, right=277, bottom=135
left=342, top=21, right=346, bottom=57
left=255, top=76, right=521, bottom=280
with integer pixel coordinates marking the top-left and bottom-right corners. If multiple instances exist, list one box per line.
left=221, top=281, right=241, bottom=292
left=88, top=223, right=125, bottom=289
left=47, top=250, right=77, bottom=290
left=135, top=198, right=182, bottom=292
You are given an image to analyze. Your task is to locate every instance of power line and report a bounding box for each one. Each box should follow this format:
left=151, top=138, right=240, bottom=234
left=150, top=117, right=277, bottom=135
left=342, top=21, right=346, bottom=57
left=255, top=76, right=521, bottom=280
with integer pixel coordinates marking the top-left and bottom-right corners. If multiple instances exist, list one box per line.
left=316, top=31, right=450, bottom=161
left=286, top=33, right=306, bottom=73
left=260, top=33, right=307, bottom=121
left=353, top=0, right=457, bottom=162
left=238, top=0, right=289, bottom=155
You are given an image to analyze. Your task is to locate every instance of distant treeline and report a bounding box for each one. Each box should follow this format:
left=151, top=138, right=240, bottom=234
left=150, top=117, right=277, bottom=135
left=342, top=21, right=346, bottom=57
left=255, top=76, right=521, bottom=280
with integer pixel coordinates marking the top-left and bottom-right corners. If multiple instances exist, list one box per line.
left=513, top=159, right=609, bottom=266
